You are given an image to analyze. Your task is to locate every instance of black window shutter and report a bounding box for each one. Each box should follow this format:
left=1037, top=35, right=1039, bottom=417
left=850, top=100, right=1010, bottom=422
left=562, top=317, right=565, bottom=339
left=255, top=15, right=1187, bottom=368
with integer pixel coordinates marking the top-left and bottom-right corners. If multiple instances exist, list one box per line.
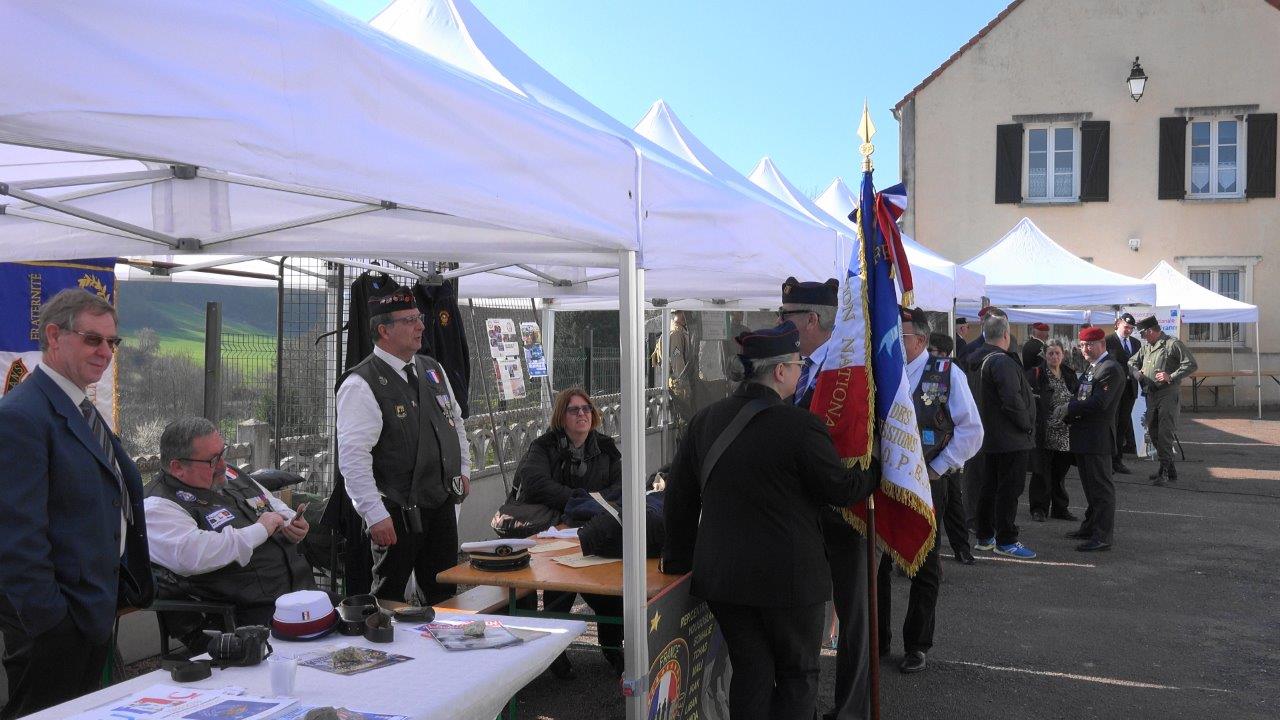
left=1080, top=120, right=1110, bottom=202
left=1158, top=117, right=1186, bottom=200
left=1245, top=113, right=1277, bottom=199
left=995, top=123, right=1023, bottom=204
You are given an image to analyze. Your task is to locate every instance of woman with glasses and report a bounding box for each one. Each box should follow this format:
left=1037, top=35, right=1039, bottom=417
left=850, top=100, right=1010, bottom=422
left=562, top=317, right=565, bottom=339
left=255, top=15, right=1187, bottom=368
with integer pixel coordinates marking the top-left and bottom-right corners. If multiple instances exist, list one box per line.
left=513, top=387, right=624, bottom=678
left=1026, top=339, right=1079, bottom=522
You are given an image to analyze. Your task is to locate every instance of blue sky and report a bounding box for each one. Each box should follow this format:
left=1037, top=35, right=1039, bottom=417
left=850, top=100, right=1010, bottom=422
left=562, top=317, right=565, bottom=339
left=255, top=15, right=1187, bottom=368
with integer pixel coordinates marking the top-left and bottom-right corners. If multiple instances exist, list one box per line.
left=326, top=0, right=1012, bottom=196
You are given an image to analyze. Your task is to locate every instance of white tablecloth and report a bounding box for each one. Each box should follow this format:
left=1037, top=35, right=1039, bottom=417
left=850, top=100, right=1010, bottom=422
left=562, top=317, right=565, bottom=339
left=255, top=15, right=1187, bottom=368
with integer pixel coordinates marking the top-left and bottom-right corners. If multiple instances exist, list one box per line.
left=25, top=613, right=586, bottom=720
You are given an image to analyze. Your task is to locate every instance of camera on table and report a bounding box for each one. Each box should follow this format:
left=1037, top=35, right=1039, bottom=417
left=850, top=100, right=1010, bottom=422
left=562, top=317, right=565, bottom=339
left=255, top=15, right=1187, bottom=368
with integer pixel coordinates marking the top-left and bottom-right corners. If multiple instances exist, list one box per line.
left=204, top=625, right=272, bottom=667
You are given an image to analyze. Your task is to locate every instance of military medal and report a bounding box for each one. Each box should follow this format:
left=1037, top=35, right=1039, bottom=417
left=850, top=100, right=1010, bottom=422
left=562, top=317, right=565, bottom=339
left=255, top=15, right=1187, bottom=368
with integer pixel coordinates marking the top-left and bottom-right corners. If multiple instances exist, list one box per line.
left=395, top=404, right=408, bottom=419
left=378, top=375, right=388, bottom=386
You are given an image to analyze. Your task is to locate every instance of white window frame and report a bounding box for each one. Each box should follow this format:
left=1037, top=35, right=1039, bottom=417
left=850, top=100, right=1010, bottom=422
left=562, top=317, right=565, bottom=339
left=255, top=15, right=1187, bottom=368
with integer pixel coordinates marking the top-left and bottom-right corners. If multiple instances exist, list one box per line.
left=1022, top=123, right=1080, bottom=203
left=1178, top=255, right=1259, bottom=347
left=1186, top=116, right=1246, bottom=198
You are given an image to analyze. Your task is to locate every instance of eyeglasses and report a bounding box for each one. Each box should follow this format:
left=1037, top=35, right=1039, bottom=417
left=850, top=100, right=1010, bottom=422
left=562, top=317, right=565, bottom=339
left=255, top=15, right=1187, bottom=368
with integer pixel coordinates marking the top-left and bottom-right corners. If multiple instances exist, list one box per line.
left=70, top=330, right=125, bottom=351
left=565, top=405, right=593, bottom=416
left=178, top=447, right=227, bottom=469
left=777, top=360, right=806, bottom=367
left=387, top=313, right=426, bottom=327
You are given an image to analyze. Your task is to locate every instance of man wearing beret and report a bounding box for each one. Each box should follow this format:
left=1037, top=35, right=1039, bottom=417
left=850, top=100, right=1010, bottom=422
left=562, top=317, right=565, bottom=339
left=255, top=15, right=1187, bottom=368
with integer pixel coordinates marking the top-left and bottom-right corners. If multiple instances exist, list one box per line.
left=1105, top=313, right=1141, bottom=475
left=1060, top=327, right=1126, bottom=551
left=1021, top=322, right=1050, bottom=370
left=778, top=277, right=872, bottom=720
left=1129, top=316, right=1197, bottom=485
left=663, top=321, right=878, bottom=720
left=336, top=287, right=470, bottom=605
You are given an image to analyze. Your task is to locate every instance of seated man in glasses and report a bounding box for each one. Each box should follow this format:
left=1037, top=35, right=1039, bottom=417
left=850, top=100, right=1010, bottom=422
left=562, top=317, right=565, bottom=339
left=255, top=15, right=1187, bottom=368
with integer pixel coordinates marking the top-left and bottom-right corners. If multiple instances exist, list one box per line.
left=143, top=417, right=313, bottom=644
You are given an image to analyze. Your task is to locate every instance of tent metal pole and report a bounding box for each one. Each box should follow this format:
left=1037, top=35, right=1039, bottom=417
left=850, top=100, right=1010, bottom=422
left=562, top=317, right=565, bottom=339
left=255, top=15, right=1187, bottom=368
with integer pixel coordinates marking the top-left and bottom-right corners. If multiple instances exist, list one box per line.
left=659, top=307, right=672, bottom=466
left=515, top=264, right=568, bottom=286
left=1257, top=323, right=1263, bottom=420
left=441, top=262, right=516, bottom=280
left=166, top=255, right=266, bottom=274
left=201, top=205, right=382, bottom=246
left=0, top=183, right=183, bottom=247
left=5, top=177, right=165, bottom=211
left=618, top=250, right=648, bottom=718
left=1, top=206, right=160, bottom=243
left=9, top=169, right=171, bottom=191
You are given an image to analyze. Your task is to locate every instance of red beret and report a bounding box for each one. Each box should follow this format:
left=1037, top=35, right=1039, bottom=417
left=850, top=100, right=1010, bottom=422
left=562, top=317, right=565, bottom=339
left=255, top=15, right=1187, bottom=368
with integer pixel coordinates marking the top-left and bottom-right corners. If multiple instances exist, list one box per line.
left=1032, top=322, right=1049, bottom=331
left=1078, top=326, right=1106, bottom=342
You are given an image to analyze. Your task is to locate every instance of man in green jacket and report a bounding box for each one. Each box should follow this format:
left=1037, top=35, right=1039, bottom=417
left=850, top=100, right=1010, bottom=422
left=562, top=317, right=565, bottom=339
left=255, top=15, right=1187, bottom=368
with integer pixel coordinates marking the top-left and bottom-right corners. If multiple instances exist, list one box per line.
left=1130, top=316, right=1198, bottom=485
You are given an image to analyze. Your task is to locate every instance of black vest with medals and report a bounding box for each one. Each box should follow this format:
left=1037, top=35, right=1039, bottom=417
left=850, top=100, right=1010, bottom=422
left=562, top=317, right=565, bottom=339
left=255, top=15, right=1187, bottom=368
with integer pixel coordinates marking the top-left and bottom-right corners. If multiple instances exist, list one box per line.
left=341, top=352, right=463, bottom=510
left=913, top=356, right=956, bottom=463
left=144, top=468, right=313, bottom=607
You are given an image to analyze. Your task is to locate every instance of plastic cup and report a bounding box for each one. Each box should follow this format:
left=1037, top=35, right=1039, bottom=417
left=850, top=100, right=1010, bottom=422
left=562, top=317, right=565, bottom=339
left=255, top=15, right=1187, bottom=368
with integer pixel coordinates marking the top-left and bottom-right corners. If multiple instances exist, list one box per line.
left=269, top=654, right=298, bottom=696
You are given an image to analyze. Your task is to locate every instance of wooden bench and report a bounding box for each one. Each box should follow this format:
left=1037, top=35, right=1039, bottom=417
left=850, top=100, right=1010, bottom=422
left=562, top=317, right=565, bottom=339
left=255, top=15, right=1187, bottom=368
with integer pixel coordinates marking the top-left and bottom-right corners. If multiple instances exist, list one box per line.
left=432, top=585, right=532, bottom=615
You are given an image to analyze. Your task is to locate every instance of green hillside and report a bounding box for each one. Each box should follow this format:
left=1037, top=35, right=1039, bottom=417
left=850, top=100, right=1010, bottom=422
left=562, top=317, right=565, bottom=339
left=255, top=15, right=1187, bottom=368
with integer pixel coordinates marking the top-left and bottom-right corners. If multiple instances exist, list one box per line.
left=118, top=283, right=278, bottom=361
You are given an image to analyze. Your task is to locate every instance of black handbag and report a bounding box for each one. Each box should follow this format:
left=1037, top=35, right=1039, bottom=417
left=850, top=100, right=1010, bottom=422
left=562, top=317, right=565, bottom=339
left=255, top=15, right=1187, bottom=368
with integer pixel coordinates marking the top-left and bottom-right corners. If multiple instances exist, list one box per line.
left=489, top=485, right=559, bottom=539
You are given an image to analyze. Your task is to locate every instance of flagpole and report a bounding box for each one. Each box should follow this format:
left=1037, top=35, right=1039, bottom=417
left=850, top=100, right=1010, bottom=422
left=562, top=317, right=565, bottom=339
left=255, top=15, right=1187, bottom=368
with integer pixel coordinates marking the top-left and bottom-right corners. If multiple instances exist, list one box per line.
left=857, top=99, right=882, bottom=720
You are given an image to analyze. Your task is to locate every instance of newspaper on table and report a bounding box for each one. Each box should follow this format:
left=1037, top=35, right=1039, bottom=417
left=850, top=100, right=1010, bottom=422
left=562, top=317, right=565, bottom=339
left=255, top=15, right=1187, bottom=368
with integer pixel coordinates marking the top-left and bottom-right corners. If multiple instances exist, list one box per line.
left=67, top=684, right=294, bottom=720
left=419, top=619, right=523, bottom=651
left=272, top=706, right=408, bottom=720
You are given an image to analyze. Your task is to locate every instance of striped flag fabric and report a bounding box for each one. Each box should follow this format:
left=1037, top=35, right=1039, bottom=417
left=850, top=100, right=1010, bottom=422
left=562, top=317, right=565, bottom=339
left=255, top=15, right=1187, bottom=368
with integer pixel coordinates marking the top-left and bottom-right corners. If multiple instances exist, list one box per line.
left=809, top=168, right=935, bottom=574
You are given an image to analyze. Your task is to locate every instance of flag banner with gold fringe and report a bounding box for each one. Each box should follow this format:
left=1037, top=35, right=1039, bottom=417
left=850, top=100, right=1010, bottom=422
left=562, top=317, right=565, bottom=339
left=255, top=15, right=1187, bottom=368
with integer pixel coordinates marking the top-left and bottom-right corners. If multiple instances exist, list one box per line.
left=0, top=258, right=118, bottom=425
left=811, top=163, right=934, bottom=575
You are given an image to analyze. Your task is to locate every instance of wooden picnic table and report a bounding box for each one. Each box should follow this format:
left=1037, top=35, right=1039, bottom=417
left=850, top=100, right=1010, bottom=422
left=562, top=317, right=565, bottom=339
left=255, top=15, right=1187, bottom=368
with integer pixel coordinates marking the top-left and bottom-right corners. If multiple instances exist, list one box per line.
left=1188, top=369, right=1280, bottom=411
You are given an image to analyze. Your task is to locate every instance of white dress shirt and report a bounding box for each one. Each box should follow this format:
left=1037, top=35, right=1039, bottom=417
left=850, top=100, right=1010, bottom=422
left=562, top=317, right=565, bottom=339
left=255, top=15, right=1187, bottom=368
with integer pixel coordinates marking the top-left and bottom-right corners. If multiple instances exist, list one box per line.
left=41, top=363, right=127, bottom=555
left=905, top=351, right=984, bottom=476
left=336, top=345, right=470, bottom=527
left=143, top=476, right=295, bottom=576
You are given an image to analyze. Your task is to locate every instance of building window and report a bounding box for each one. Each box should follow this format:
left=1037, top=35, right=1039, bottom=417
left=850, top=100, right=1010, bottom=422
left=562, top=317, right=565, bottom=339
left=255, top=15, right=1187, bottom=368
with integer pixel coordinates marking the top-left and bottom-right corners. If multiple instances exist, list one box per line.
left=1188, top=118, right=1244, bottom=197
left=1025, top=126, right=1078, bottom=201
left=1187, top=267, right=1243, bottom=343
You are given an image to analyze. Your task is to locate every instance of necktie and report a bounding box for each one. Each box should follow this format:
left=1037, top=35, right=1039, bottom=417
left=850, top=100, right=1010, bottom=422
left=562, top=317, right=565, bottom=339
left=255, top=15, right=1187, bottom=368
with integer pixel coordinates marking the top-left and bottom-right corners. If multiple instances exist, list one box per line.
left=80, top=398, right=131, bottom=524
left=794, top=357, right=814, bottom=405
left=404, top=363, right=420, bottom=396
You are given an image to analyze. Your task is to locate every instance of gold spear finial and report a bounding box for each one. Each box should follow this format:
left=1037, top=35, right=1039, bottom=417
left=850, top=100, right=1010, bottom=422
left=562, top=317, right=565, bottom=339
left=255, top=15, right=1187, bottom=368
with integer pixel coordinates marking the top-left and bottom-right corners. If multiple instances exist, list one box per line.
left=857, top=99, right=876, bottom=171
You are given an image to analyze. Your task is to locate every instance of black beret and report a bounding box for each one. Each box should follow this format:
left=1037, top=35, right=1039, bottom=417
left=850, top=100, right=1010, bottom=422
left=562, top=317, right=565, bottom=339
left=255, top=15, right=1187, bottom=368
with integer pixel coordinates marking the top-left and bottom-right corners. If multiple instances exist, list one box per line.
left=781, top=276, right=839, bottom=307
left=367, top=287, right=416, bottom=316
left=736, top=321, right=801, bottom=359
left=955, top=316, right=968, bottom=325
left=1118, top=312, right=1137, bottom=326
left=1136, top=315, right=1161, bottom=332
left=900, top=306, right=927, bottom=327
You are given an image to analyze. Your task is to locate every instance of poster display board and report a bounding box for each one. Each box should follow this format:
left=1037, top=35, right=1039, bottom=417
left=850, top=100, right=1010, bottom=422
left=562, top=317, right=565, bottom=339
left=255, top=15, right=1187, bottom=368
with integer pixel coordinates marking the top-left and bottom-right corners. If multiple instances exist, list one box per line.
left=492, top=357, right=526, bottom=400
left=646, top=574, right=731, bottom=720
left=520, top=321, right=547, bottom=378
left=485, top=318, right=521, bottom=358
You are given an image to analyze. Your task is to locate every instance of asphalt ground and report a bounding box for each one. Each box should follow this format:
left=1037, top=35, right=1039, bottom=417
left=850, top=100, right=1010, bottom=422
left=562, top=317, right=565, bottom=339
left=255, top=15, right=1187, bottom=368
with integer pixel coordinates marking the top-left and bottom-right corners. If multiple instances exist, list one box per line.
left=510, top=410, right=1280, bottom=719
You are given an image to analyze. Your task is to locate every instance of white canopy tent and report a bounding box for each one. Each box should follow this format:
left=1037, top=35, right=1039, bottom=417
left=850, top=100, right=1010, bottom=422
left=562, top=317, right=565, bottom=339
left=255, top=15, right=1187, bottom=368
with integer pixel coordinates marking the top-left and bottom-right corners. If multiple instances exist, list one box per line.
left=1144, top=260, right=1262, bottom=417
left=369, top=0, right=833, bottom=303
left=748, top=157, right=855, bottom=281
left=814, top=177, right=986, bottom=309
left=0, top=1, right=666, bottom=712
left=962, top=218, right=1157, bottom=309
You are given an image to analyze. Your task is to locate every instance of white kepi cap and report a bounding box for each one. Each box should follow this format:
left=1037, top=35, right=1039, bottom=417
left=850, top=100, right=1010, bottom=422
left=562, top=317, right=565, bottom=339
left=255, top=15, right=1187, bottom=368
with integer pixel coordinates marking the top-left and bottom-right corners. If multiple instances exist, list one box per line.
left=272, top=589, right=337, bottom=641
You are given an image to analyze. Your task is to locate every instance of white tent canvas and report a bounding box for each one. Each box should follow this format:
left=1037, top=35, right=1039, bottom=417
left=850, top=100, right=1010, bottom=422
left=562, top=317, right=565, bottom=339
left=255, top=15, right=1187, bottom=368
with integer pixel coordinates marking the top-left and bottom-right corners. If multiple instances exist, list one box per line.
left=813, top=177, right=987, bottom=310
left=371, top=0, right=833, bottom=301
left=962, top=218, right=1156, bottom=308
left=1143, top=260, right=1258, bottom=323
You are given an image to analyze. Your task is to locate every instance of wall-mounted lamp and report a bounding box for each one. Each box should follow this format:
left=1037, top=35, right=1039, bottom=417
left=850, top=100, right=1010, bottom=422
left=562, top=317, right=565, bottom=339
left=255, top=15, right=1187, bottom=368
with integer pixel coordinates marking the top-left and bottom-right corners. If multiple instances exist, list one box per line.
left=1127, top=57, right=1148, bottom=102
left=1128, top=237, right=1141, bottom=252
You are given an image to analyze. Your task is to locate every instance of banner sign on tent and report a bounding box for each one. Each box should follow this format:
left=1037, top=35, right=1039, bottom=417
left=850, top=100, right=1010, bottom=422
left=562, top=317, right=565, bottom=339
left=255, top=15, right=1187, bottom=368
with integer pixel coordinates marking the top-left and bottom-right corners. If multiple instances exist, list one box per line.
left=645, top=573, right=731, bottom=720
left=519, top=322, right=547, bottom=378
left=0, top=258, right=118, bottom=424
left=1123, top=305, right=1180, bottom=337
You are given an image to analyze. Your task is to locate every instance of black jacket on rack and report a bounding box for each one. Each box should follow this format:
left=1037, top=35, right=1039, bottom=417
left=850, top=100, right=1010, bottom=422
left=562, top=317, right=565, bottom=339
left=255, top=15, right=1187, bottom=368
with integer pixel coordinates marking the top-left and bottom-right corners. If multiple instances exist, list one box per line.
left=412, top=279, right=471, bottom=418
left=344, top=271, right=399, bottom=373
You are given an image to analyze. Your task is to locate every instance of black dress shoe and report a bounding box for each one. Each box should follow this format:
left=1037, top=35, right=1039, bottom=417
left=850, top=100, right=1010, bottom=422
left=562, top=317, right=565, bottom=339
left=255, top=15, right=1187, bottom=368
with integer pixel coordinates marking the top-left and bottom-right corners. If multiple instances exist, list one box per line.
left=1113, top=462, right=1132, bottom=475
left=954, top=548, right=976, bottom=565
left=1030, top=510, right=1046, bottom=522
left=900, top=651, right=927, bottom=673
left=1050, top=510, right=1079, bottom=521
left=1076, top=539, right=1112, bottom=552
left=1064, top=529, right=1091, bottom=539
left=549, top=652, right=576, bottom=680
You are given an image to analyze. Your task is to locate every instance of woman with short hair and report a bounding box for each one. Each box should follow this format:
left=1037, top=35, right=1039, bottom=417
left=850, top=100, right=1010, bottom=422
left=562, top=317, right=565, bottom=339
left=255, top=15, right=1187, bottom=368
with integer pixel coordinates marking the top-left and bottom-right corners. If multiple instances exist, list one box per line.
left=1026, top=339, right=1080, bottom=522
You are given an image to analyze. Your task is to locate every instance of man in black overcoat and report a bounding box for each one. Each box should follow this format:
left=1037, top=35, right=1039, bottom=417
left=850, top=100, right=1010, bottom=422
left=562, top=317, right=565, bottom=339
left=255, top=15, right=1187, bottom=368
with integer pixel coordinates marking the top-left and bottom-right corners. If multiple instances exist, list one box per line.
left=663, top=321, right=877, bottom=720
left=1062, top=326, right=1126, bottom=552
left=1104, top=313, right=1140, bottom=474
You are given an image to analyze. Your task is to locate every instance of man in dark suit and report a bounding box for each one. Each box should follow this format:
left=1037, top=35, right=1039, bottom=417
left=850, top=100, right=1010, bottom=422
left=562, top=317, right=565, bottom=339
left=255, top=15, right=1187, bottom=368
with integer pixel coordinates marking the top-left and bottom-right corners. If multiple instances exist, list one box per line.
left=1021, top=322, right=1050, bottom=369
left=779, top=277, right=872, bottom=720
left=1062, top=326, right=1126, bottom=552
left=663, top=321, right=878, bottom=720
left=0, top=289, right=153, bottom=718
left=1105, top=313, right=1140, bottom=474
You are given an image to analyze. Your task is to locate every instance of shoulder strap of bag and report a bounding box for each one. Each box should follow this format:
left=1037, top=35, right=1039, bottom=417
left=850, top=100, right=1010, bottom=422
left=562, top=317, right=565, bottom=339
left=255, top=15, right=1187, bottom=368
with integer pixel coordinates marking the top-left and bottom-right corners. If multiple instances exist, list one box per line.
left=588, top=491, right=622, bottom=525
left=700, top=398, right=771, bottom=493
